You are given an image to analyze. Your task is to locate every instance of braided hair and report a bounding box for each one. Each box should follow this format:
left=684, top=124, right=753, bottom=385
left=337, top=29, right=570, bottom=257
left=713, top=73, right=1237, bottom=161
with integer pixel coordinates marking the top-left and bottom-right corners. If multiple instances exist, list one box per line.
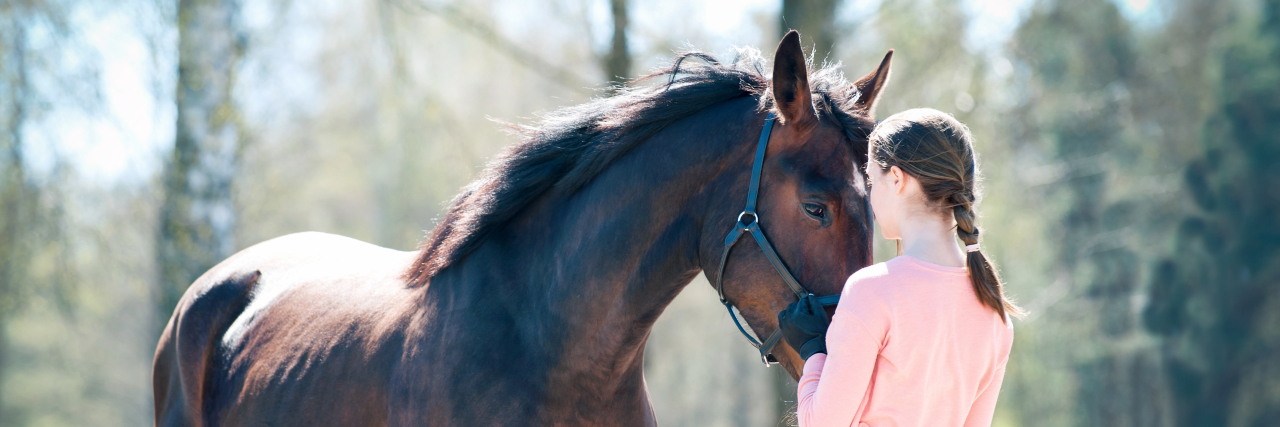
left=869, top=108, right=1023, bottom=321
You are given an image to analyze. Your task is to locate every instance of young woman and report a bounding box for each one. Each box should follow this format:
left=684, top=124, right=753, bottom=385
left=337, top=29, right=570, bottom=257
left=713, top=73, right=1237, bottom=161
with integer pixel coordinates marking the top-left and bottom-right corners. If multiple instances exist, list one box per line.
left=778, top=108, right=1021, bottom=427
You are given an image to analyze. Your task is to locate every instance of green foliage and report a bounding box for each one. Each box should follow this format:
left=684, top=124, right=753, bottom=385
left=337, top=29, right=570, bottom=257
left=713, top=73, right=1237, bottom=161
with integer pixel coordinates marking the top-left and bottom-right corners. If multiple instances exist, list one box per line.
left=1004, top=2, right=1157, bottom=424
left=1142, top=0, right=1280, bottom=424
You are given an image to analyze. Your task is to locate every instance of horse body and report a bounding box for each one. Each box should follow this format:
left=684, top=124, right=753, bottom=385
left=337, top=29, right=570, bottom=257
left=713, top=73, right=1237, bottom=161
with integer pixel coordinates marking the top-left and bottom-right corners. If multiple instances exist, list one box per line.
left=154, top=32, right=891, bottom=426
left=155, top=98, right=765, bottom=426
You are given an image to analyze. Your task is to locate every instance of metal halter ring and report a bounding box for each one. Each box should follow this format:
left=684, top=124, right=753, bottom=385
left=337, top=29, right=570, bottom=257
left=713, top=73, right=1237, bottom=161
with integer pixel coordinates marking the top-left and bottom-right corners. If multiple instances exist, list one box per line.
left=736, top=211, right=758, bottom=226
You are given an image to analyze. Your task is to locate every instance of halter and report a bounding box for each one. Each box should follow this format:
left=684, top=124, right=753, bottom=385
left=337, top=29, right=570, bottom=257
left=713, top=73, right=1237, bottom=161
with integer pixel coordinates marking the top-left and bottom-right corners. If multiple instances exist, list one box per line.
left=713, top=113, right=863, bottom=366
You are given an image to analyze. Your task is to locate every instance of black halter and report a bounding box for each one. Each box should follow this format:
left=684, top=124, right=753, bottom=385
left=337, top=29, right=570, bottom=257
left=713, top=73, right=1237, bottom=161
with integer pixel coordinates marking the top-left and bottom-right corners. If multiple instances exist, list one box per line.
left=714, top=113, right=845, bottom=366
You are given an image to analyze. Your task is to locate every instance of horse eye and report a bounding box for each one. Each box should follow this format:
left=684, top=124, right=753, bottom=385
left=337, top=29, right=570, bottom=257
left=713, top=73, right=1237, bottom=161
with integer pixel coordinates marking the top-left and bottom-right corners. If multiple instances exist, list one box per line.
left=802, top=203, right=826, bottom=219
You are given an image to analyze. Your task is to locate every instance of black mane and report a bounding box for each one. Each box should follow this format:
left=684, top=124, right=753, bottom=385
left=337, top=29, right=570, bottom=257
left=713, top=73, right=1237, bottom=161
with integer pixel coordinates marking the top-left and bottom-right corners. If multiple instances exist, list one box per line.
left=407, top=47, right=875, bottom=283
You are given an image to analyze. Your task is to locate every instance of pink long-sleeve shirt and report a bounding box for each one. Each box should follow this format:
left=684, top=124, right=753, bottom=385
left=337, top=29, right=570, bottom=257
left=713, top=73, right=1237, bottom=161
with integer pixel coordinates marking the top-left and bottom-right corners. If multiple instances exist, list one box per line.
left=797, top=255, right=1014, bottom=427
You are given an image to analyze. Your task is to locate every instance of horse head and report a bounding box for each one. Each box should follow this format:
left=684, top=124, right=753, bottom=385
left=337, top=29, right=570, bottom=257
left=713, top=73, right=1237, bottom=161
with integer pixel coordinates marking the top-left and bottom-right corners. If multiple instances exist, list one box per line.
left=704, top=31, right=892, bottom=379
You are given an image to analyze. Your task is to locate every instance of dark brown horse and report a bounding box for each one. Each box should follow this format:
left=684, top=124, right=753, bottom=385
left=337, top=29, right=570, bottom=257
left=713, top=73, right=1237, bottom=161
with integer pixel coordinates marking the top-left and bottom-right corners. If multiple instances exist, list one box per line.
left=153, top=31, right=891, bottom=426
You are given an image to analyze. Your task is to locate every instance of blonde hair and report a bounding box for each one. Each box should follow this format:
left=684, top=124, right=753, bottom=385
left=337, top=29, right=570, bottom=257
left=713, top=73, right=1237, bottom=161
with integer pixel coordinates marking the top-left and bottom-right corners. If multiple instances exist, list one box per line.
left=869, top=108, right=1023, bottom=321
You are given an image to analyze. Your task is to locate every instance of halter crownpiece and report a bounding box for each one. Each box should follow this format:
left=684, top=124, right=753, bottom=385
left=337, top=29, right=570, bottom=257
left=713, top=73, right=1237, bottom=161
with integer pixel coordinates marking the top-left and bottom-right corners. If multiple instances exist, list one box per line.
left=965, top=244, right=980, bottom=252
left=714, top=112, right=863, bottom=366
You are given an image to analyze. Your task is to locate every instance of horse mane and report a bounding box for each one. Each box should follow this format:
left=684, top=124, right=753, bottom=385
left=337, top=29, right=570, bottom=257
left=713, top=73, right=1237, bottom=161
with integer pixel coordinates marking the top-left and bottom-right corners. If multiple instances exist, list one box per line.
left=406, top=47, right=876, bottom=284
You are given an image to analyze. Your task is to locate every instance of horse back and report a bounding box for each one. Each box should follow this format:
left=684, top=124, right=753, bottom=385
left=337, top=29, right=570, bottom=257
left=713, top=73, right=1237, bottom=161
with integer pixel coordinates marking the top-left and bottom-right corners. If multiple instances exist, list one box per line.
left=152, top=232, right=420, bottom=426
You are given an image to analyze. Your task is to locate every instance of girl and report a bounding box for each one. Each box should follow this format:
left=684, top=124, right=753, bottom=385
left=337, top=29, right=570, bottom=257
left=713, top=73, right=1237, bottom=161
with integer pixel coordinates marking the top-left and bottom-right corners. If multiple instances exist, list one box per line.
left=779, top=108, right=1021, bottom=427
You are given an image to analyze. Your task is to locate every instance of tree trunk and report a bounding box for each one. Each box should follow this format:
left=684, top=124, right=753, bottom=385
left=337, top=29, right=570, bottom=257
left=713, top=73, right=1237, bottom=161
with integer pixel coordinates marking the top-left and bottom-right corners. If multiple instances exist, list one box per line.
left=603, top=0, right=631, bottom=88
left=779, top=0, right=840, bottom=61
left=0, top=24, right=30, bottom=427
left=156, top=0, right=244, bottom=332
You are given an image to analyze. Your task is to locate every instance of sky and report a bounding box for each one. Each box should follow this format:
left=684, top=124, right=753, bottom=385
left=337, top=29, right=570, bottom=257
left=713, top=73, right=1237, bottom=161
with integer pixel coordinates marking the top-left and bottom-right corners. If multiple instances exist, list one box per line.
left=23, top=0, right=1156, bottom=185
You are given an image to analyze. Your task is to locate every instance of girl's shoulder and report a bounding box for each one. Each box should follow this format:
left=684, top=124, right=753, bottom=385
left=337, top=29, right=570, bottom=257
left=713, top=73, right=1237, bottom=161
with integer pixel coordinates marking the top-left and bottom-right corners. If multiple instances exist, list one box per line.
left=841, top=256, right=969, bottom=300
left=844, top=261, right=892, bottom=288
left=840, top=260, right=897, bottom=303
left=836, top=261, right=900, bottom=334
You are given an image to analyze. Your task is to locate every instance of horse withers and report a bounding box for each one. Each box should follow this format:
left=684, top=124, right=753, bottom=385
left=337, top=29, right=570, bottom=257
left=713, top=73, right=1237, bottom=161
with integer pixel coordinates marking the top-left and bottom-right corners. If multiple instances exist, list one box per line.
left=153, top=31, right=891, bottom=426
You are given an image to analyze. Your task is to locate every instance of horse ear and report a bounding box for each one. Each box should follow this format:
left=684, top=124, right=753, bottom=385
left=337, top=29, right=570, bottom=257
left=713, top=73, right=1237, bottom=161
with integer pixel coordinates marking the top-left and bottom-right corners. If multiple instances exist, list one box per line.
left=772, top=30, right=814, bottom=126
left=853, top=50, right=893, bottom=116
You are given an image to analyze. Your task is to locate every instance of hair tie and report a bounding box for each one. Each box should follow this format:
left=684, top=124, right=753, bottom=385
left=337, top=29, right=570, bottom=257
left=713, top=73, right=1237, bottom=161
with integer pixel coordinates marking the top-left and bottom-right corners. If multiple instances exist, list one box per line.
left=964, top=244, right=980, bottom=253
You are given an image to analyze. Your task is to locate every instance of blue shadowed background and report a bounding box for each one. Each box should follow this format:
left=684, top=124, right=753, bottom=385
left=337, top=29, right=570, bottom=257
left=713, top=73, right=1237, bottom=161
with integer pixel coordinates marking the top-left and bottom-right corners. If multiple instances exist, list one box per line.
left=1, top=0, right=1277, bottom=425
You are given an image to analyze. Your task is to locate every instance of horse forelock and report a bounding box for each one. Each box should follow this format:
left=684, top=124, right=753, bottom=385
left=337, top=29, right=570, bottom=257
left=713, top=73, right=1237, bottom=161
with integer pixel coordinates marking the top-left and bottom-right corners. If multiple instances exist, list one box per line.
left=405, top=47, right=875, bottom=285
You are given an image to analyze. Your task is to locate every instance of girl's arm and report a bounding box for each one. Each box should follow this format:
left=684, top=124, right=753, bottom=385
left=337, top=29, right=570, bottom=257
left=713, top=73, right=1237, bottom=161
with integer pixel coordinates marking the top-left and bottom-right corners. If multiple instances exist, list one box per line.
left=964, top=324, right=1014, bottom=426
left=796, top=307, right=884, bottom=427
left=962, top=363, right=1007, bottom=427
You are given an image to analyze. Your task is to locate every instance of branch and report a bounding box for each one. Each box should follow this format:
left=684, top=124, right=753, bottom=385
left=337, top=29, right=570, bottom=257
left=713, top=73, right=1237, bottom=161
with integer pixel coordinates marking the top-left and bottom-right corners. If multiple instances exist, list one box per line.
left=396, top=0, right=599, bottom=95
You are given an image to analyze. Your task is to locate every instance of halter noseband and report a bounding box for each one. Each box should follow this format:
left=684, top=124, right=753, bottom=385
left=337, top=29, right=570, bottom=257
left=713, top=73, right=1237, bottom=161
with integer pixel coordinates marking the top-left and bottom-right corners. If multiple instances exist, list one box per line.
left=713, top=113, right=856, bottom=366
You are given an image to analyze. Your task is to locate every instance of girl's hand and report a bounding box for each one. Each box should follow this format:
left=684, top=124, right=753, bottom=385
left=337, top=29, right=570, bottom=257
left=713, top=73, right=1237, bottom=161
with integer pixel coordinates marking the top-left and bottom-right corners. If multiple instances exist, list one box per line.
left=777, top=294, right=831, bottom=360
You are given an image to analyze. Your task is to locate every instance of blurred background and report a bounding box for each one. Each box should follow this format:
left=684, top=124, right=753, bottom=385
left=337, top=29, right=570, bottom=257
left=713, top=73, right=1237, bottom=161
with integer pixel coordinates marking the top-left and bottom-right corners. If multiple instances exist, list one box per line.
left=2, top=0, right=1278, bottom=425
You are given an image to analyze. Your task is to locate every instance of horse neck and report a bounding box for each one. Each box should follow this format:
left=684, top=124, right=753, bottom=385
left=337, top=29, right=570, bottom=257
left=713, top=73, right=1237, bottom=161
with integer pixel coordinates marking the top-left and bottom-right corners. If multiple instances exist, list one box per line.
left=437, top=98, right=762, bottom=389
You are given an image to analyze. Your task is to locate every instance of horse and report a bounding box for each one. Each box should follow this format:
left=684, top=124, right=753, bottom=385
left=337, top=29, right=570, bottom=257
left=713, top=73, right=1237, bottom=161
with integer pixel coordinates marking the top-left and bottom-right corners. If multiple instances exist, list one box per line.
left=152, top=31, right=892, bottom=426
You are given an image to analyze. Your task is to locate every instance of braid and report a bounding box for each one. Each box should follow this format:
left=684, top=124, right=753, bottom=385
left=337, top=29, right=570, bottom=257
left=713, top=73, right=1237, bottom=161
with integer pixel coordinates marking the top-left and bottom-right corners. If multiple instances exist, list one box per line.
left=951, top=137, right=980, bottom=247
left=954, top=205, right=980, bottom=246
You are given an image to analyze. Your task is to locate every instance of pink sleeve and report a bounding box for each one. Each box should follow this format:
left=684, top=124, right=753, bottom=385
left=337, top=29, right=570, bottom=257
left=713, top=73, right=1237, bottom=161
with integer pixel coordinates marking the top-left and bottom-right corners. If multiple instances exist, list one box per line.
left=962, top=364, right=1006, bottom=427
left=964, top=324, right=1013, bottom=427
left=796, top=279, right=889, bottom=427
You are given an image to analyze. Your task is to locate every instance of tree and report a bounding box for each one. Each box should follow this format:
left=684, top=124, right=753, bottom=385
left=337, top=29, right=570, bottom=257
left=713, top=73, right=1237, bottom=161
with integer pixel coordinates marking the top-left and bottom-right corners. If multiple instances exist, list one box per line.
left=1004, top=0, right=1175, bottom=425
left=0, top=20, right=34, bottom=425
left=156, top=0, right=245, bottom=331
left=779, top=0, right=840, bottom=61
left=603, top=0, right=631, bottom=87
left=1, top=3, right=84, bottom=423
left=1143, top=0, right=1280, bottom=424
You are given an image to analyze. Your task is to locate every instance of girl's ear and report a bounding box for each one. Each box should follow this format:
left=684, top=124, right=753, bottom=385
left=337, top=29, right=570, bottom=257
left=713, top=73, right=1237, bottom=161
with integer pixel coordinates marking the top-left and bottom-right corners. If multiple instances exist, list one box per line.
left=889, top=165, right=908, bottom=195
